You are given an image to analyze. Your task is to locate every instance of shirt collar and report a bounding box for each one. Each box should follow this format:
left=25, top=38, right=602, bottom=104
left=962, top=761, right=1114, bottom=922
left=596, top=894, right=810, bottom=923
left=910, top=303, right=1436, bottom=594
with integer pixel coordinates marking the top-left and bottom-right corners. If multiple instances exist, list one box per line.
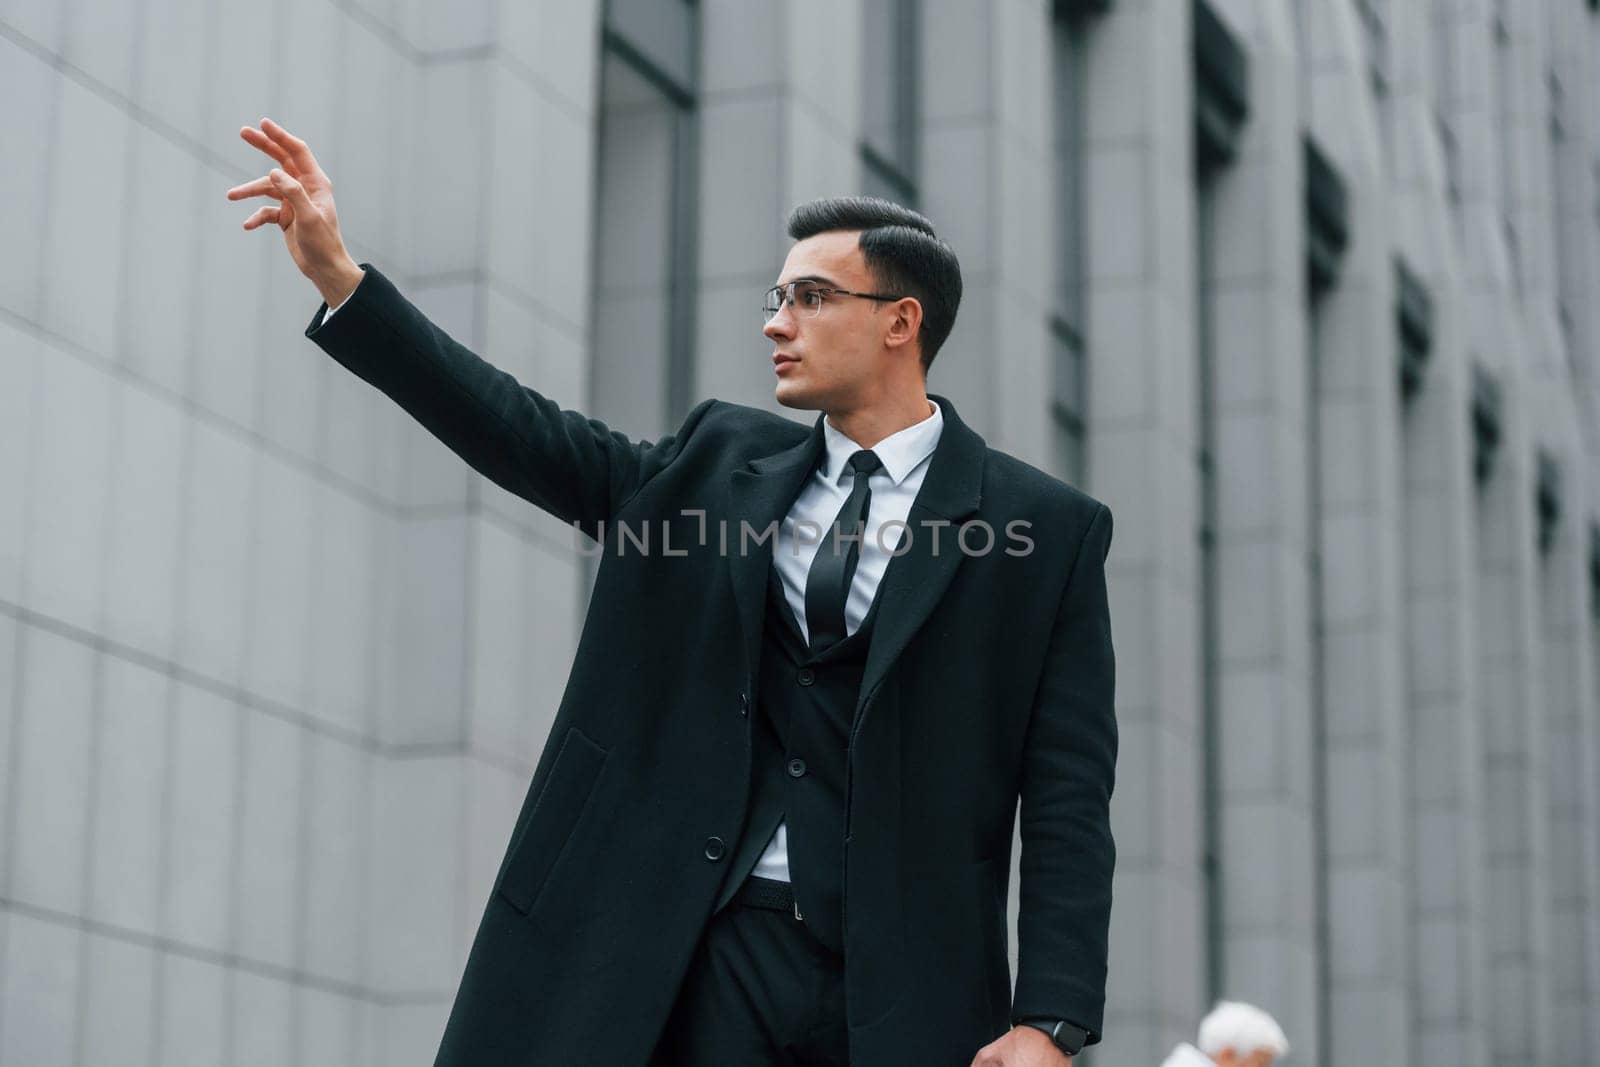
left=819, top=398, right=943, bottom=487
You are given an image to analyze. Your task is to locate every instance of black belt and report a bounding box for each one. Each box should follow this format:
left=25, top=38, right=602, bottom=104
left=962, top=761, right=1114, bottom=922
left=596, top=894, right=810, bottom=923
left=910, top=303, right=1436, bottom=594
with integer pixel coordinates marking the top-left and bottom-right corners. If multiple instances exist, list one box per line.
left=735, top=875, right=804, bottom=920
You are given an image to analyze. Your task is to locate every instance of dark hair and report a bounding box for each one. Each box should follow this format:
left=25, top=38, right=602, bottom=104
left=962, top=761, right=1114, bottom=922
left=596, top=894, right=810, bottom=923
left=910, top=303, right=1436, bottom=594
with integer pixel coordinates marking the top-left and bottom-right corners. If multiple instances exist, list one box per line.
left=785, top=196, right=963, bottom=374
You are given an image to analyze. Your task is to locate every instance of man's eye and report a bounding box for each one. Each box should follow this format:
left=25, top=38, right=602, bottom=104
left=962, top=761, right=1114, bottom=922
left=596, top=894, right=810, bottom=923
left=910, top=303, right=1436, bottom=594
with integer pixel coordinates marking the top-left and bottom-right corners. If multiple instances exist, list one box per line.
left=801, top=289, right=824, bottom=306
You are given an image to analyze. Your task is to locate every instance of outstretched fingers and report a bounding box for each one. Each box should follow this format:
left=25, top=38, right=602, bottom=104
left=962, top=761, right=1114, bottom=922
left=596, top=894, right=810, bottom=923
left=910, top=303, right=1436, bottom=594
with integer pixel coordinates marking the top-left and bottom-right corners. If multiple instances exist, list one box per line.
left=227, top=166, right=311, bottom=230
left=241, top=204, right=282, bottom=230
left=225, top=174, right=278, bottom=201
left=240, top=124, right=294, bottom=174
left=259, top=117, right=323, bottom=179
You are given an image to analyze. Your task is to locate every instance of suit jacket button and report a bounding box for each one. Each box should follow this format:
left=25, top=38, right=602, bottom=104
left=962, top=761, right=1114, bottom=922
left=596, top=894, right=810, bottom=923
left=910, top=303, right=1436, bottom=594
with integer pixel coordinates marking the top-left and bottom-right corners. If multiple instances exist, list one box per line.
left=740, top=691, right=749, bottom=716
left=797, top=668, right=815, bottom=686
left=787, top=757, right=807, bottom=778
left=704, top=836, right=726, bottom=861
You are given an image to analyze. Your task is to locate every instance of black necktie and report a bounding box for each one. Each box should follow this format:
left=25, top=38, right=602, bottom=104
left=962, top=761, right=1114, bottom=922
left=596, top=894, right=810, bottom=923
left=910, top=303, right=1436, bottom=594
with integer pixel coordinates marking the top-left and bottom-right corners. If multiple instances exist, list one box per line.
left=805, top=449, right=882, bottom=650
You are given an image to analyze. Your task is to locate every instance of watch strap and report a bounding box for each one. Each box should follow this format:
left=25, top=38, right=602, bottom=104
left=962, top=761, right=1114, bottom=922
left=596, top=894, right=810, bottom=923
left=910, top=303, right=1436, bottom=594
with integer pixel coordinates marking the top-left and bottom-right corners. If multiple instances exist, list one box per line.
left=1013, top=1017, right=1091, bottom=1055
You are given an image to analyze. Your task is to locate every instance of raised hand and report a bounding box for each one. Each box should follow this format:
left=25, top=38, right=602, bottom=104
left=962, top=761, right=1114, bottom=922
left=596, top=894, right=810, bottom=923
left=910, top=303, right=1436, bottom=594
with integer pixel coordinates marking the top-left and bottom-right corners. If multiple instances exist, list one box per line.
left=226, top=117, right=364, bottom=309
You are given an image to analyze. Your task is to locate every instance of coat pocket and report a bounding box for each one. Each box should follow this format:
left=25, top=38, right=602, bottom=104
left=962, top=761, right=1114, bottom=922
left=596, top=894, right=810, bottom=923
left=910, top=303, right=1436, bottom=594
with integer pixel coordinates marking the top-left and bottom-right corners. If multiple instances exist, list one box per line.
left=496, top=726, right=609, bottom=916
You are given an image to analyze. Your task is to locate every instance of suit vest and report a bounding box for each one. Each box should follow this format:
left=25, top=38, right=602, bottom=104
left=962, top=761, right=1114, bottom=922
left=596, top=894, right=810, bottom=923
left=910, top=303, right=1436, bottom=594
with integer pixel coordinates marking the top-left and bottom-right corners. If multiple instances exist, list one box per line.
left=711, top=560, right=885, bottom=954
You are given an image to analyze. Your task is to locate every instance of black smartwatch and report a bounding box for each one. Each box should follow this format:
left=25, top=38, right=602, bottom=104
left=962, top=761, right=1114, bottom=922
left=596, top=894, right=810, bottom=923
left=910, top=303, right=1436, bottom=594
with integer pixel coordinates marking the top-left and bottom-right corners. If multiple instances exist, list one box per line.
left=1014, top=1018, right=1091, bottom=1057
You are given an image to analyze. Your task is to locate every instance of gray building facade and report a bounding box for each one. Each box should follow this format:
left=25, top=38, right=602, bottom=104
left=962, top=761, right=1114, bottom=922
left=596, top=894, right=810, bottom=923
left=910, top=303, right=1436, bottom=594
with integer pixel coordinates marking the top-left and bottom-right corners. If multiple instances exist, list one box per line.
left=1, top=0, right=1598, bottom=1064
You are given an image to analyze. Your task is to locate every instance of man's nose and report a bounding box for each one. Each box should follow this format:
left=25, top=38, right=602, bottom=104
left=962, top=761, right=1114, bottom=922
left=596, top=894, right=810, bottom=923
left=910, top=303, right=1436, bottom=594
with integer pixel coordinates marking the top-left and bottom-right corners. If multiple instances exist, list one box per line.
left=764, top=306, right=795, bottom=339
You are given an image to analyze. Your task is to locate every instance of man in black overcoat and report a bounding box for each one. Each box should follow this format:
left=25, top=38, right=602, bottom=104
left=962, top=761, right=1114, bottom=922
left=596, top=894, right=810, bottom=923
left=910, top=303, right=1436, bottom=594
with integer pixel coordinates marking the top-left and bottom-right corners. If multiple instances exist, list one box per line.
left=227, top=117, right=1117, bottom=1067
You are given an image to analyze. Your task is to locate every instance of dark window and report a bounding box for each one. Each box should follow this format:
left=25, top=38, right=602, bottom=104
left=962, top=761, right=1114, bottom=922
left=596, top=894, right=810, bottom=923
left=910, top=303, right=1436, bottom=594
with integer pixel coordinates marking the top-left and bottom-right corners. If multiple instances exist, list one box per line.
left=589, top=0, right=699, bottom=437
left=861, top=0, right=920, bottom=205
left=1050, top=8, right=1090, bottom=485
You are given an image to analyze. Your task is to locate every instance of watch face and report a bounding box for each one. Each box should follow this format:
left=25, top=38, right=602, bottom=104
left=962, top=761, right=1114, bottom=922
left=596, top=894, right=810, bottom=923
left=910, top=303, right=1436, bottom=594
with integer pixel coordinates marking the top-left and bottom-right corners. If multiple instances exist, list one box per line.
left=1056, top=1023, right=1089, bottom=1054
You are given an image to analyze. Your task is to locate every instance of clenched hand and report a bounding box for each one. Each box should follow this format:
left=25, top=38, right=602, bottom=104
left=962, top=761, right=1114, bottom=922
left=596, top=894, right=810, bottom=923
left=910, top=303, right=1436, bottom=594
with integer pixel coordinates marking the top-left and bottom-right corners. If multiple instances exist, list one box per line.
left=226, top=117, right=364, bottom=310
left=970, top=1026, right=1074, bottom=1067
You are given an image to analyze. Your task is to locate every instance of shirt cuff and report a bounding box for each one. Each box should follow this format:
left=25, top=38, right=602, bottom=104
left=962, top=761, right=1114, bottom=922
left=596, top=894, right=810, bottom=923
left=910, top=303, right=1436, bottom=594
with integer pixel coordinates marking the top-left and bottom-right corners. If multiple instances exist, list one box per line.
left=319, top=270, right=365, bottom=325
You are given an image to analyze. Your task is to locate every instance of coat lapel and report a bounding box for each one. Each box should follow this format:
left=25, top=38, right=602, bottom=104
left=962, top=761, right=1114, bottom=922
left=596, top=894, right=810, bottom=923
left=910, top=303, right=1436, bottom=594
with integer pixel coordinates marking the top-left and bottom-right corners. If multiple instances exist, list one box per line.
left=723, top=393, right=986, bottom=715
left=852, top=392, right=984, bottom=724
left=726, top=414, right=826, bottom=681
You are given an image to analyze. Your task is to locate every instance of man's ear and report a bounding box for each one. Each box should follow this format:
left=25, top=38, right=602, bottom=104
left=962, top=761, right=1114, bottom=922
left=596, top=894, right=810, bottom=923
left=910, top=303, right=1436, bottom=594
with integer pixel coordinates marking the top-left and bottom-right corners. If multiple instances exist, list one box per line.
left=884, top=296, right=923, bottom=349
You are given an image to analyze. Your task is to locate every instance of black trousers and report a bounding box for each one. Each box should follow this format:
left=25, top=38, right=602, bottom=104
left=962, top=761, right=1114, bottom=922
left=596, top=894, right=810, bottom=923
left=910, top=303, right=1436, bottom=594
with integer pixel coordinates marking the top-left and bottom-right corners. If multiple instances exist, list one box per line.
left=649, top=878, right=848, bottom=1066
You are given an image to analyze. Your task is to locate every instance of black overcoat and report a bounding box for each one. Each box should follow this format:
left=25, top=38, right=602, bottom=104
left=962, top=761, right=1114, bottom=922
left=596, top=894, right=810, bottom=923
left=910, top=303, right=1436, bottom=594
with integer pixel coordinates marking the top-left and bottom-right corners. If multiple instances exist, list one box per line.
left=305, top=264, right=1118, bottom=1066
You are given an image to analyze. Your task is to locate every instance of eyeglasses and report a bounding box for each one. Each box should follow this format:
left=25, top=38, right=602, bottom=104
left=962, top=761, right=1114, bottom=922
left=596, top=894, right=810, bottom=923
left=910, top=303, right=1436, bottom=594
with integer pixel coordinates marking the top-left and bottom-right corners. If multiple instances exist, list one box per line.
left=762, top=279, right=902, bottom=323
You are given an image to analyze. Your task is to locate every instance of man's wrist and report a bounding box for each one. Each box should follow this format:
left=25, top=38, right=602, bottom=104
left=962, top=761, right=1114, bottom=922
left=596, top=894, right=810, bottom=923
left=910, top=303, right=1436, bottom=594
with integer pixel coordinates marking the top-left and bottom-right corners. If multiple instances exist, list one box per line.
left=1011, top=1020, right=1075, bottom=1063
left=1011, top=1017, right=1091, bottom=1056
left=315, top=258, right=365, bottom=311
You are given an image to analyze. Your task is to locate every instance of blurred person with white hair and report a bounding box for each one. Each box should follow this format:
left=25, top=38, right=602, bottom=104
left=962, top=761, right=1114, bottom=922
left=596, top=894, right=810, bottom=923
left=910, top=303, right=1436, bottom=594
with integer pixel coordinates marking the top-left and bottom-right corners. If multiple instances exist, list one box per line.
left=1159, top=1001, right=1290, bottom=1067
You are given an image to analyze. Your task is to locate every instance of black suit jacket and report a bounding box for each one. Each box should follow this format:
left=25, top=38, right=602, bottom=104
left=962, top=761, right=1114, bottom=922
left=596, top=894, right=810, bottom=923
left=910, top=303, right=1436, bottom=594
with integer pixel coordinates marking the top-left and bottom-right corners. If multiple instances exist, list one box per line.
left=306, top=264, right=1118, bottom=1066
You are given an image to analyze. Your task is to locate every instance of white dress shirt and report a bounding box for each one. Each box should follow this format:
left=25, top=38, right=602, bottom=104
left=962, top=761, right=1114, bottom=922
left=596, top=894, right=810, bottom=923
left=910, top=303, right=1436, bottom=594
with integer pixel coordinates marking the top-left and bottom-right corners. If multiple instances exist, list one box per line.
left=755, top=397, right=944, bottom=881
